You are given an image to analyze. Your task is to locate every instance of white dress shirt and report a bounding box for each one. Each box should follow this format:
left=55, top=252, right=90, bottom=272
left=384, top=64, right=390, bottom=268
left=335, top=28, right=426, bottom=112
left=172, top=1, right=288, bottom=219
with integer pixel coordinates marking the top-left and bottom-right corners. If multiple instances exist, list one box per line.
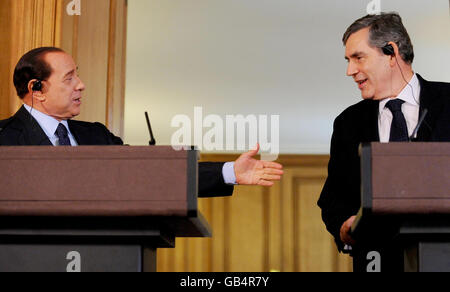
left=378, top=74, right=421, bottom=142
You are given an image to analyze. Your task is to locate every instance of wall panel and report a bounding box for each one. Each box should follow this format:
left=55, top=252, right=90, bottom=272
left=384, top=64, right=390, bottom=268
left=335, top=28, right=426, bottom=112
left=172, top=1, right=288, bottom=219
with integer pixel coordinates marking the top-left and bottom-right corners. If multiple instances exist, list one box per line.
left=157, top=155, right=353, bottom=272
left=0, top=0, right=126, bottom=137
left=0, top=0, right=61, bottom=118
left=73, top=0, right=110, bottom=125
left=0, top=2, right=12, bottom=119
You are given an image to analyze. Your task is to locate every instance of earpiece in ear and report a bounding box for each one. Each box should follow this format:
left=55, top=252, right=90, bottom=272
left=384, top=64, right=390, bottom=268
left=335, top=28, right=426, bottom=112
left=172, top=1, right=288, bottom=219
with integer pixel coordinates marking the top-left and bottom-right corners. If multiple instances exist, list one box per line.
left=32, top=80, right=42, bottom=92
left=382, top=44, right=395, bottom=56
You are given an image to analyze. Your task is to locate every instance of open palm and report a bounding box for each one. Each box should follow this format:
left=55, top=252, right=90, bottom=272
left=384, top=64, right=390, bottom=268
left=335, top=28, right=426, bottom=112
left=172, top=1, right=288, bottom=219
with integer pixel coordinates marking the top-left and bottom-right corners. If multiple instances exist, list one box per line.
left=234, top=143, right=283, bottom=186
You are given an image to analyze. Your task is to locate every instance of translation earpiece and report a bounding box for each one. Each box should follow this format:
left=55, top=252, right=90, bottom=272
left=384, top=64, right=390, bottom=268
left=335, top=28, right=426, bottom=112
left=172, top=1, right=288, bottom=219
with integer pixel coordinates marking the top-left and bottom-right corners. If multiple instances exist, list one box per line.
left=382, top=44, right=395, bottom=56
left=32, top=80, right=42, bottom=92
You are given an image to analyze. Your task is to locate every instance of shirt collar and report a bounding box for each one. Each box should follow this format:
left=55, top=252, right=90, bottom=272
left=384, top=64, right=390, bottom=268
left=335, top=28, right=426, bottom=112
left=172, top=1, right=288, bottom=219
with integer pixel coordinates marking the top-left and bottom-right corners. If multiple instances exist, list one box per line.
left=379, top=73, right=420, bottom=110
left=23, top=104, right=70, bottom=138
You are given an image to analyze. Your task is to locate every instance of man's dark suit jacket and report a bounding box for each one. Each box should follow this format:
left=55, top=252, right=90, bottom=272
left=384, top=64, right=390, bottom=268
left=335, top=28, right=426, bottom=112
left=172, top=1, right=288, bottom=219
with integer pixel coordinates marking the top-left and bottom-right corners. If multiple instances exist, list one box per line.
left=0, top=106, right=234, bottom=198
left=318, top=74, right=450, bottom=251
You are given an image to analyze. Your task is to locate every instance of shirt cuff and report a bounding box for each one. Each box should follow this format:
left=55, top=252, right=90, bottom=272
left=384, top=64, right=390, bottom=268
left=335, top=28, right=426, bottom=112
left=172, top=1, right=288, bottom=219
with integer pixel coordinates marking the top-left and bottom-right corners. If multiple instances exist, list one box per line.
left=222, top=162, right=237, bottom=185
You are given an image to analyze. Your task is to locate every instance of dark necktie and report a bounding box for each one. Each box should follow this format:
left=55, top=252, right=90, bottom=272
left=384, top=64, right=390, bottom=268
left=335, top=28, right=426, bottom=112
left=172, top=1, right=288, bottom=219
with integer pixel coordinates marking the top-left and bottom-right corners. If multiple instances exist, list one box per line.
left=55, top=123, right=72, bottom=146
left=385, top=99, right=408, bottom=142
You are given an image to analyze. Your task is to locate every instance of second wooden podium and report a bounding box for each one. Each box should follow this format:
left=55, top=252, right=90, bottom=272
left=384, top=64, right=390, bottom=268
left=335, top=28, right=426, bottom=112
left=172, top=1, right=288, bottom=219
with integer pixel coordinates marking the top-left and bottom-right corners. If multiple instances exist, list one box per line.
left=351, top=143, right=450, bottom=272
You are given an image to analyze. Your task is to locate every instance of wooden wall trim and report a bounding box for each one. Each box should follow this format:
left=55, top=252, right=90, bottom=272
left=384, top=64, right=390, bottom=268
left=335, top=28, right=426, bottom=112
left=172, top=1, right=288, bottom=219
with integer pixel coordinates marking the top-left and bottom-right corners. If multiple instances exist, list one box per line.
left=0, top=0, right=61, bottom=118
left=106, top=0, right=127, bottom=137
left=0, top=2, right=12, bottom=119
left=106, top=0, right=118, bottom=130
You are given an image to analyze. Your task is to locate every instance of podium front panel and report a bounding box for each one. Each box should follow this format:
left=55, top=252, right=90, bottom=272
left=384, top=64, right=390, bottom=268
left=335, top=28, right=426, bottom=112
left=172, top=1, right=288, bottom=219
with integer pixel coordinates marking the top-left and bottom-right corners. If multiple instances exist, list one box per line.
left=0, top=146, right=198, bottom=217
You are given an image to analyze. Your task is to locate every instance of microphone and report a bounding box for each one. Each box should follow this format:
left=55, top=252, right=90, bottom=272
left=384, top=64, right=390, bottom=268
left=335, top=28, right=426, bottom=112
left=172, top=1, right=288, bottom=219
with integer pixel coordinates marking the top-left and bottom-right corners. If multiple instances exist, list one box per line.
left=409, top=109, right=428, bottom=142
left=145, top=112, right=156, bottom=146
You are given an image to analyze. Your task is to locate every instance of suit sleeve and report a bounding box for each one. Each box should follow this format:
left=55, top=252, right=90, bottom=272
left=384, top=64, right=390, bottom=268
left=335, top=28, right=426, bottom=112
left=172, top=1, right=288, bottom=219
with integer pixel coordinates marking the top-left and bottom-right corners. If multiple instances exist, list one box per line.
left=198, top=162, right=234, bottom=197
left=317, top=115, right=361, bottom=252
left=94, top=122, right=124, bottom=145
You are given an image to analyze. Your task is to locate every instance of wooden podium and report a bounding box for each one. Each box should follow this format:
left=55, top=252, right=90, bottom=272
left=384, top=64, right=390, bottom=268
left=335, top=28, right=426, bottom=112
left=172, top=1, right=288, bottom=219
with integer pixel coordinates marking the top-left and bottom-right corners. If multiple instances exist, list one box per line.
left=0, top=146, right=210, bottom=272
left=352, top=143, right=450, bottom=272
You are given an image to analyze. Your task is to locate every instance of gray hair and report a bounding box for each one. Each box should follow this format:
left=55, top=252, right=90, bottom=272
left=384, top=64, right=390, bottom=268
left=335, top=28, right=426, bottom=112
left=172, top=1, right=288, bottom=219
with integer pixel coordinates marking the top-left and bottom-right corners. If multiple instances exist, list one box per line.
left=342, top=12, right=414, bottom=64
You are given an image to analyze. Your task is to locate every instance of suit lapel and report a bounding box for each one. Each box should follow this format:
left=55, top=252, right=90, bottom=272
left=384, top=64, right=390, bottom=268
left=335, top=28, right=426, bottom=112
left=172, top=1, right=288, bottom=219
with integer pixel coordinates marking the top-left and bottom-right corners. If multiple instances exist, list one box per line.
left=68, top=120, right=91, bottom=145
left=13, top=106, right=52, bottom=146
left=365, top=100, right=380, bottom=142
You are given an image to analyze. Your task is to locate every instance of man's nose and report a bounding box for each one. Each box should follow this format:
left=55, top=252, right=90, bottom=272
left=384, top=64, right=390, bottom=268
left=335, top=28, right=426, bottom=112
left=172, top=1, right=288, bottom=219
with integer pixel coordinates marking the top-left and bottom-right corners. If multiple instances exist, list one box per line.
left=346, top=61, right=358, bottom=77
left=76, top=76, right=86, bottom=91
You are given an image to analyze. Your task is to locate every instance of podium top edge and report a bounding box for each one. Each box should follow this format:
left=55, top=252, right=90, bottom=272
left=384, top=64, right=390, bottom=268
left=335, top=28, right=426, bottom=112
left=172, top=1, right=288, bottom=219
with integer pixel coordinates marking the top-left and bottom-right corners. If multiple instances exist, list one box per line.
left=362, top=142, right=450, bottom=156
left=0, top=146, right=198, bottom=159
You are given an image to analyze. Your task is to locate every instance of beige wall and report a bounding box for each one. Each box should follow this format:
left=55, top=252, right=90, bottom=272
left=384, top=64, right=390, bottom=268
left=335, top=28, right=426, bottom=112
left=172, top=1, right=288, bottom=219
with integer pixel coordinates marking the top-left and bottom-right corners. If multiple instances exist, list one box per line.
left=124, top=0, right=450, bottom=152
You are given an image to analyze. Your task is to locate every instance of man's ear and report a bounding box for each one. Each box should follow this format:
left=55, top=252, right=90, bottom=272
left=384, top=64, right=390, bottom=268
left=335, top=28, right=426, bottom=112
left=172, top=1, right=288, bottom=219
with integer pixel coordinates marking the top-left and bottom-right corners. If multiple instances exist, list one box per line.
left=388, top=42, right=400, bottom=67
left=27, top=79, right=45, bottom=101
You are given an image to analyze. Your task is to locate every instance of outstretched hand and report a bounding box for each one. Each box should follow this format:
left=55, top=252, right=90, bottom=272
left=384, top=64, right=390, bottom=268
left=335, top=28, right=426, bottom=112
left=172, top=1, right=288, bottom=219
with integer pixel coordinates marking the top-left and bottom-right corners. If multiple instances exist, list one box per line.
left=234, top=143, right=284, bottom=187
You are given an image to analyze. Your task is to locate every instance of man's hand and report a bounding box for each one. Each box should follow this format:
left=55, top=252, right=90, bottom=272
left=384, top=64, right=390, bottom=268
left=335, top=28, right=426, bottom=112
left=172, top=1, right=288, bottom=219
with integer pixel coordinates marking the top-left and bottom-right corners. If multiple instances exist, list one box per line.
left=340, top=216, right=356, bottom=246
left=234, top=143, right=284, bottom=186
